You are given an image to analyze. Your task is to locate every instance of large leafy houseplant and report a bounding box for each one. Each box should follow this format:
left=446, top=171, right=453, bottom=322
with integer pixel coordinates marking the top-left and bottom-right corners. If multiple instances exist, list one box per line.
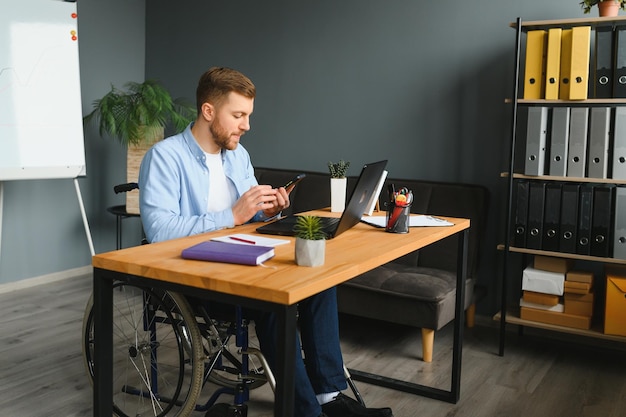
left=84, top=80, right=196, bottom=214
left=84, top=79, right=196, bottom=146
left=294, top=215, right=326, bottom=267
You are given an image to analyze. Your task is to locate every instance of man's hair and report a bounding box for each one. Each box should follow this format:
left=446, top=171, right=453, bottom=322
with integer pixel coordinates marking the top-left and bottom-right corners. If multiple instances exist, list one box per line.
left=196, top=67, right=256, bottom=113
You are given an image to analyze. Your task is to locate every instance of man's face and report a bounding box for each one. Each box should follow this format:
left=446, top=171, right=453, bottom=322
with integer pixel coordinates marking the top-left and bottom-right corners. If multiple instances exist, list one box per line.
left=210, top=92, right=254, bottom=151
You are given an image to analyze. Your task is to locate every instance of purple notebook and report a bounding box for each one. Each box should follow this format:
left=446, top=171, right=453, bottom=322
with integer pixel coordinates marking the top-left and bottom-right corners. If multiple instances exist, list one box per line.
left=181, top=240, right=274, bottom=266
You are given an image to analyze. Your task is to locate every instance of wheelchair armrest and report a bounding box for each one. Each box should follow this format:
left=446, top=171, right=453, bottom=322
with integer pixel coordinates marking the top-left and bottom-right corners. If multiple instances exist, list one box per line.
left=113, top=182, right=139, bottom=194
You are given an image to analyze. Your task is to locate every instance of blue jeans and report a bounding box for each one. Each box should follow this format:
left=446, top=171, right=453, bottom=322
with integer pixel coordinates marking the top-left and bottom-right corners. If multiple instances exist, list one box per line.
left=250, top=287, right=347, bottom=417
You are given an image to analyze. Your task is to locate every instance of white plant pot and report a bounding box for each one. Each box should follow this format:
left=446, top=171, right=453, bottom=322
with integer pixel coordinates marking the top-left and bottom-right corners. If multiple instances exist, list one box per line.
left=330, top=177, right=347, bottom=213
left=295, top=238, right=326, bottom=267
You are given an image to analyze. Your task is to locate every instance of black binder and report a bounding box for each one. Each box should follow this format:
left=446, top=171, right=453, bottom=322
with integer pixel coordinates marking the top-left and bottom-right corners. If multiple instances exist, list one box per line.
left=560, top=183, right=580, bottom=253
left=527, top=181, right=546, bottom=250
left=614, top=26, right=626, bottom=97
left=590, top=185, right=615, bottom=257
left=542, top=182, right=562, bottom=252
left=513, top=181, right=529, bottom=248
left=614, top=186, right=626, bottom=259
left=595, top=26, right=614, bottom=98
left=577, top=184, right=594, bottom=255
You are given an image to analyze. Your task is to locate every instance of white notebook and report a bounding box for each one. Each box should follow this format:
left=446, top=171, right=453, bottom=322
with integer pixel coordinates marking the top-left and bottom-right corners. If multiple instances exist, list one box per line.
left=361, top=215, right=453, bottom=228
left=211, top=233, right=290, bottom=247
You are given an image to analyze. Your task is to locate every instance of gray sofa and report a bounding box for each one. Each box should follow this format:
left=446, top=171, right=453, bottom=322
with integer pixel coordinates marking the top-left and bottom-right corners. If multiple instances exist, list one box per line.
left=255, top=167, right=489, bottom=362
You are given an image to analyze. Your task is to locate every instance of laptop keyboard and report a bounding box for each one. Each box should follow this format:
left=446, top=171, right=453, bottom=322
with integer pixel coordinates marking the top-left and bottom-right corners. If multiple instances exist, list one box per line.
left=320, top=217, right=340, bottom=232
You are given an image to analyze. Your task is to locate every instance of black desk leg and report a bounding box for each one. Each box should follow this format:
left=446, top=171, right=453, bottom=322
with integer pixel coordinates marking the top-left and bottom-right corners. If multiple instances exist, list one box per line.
left=450, top=228, right=468, bottom=402
left=348, top=228, right=468, bottom=404
left=93, top=268, right=113, bottom=416
left=274, top=304, right=298, bottom=417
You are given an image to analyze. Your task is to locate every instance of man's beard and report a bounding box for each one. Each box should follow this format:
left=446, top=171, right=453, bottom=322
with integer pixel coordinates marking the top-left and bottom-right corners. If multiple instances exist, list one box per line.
left=210, top=117, right=241, bottom=151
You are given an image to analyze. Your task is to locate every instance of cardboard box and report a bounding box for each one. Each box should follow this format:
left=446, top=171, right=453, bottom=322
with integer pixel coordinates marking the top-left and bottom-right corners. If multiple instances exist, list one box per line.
left=522, top=267, right=565, bottom=296
left=605, top=275, right=626, bottom=336
left=523, top=290, right=560, bottom=306
left=564, top=280, right=593, bottom=294
left=564, top=292, right=594, bottom=317
left=520, top=298, right=564, bottom=312
left=534, top=256, right=574, bottom=273
left=566, top=270, right=594, bottom=284
left=520, top=306, right=591, bottom=330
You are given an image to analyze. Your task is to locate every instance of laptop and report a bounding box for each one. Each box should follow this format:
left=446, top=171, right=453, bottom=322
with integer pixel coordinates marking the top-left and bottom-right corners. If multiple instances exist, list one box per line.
left=256, top=160, right=388, bottom=239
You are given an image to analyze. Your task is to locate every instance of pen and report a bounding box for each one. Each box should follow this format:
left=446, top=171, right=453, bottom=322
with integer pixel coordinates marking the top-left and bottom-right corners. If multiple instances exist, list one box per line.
left=229, top=236, right=256, bottom=245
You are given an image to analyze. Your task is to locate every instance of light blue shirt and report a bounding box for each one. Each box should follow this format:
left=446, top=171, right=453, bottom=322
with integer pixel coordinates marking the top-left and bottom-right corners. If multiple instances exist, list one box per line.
left=138, top=123, right=267, bottom=243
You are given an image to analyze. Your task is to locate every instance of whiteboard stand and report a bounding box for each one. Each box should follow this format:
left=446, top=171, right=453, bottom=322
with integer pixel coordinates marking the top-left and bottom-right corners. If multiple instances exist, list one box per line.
left=75, top=179, right=95, bottom=257
left=0, top=0, right=95, bottom=268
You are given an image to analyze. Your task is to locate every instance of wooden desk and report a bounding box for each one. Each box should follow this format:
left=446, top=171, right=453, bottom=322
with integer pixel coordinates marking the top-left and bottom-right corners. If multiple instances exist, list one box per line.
left=92, top=211, right=470, bottom=416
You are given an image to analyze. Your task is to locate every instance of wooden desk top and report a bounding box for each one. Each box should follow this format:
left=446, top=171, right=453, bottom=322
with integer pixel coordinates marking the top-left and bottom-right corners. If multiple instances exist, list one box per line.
left=93, top=210, right=469, bottom=305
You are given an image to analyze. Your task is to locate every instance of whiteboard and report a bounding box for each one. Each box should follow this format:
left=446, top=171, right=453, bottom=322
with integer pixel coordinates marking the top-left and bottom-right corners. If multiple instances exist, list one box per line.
left=0, top=0, right=86, bottom=181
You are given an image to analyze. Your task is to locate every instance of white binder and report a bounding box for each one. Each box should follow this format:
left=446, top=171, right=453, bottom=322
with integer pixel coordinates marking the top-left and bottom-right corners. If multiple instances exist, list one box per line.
left=524, top=107, right=548, bottom=176
left=567, top=107, right=589, bottom=178
left=587, top=107, right=611, bottom=179
left=549, top=107, right=570, bottom=176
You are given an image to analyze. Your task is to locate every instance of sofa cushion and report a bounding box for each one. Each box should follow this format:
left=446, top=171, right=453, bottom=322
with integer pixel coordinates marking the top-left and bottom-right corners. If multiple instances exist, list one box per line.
left=337, top=264, right=474, bottom=330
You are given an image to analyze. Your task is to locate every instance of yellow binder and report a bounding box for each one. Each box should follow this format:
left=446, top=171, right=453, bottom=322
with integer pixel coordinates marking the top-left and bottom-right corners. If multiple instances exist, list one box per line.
left=524, top=30, right=547, bottom=99
left=569, top=26, right=591, bottom=100
left=559, top=29, right=573, bottom=100
left=545, top=28, right=562, bottom=100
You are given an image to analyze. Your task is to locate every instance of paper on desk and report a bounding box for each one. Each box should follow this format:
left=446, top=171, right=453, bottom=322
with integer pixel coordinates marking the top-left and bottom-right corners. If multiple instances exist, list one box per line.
left=211, top=234, right=290, bottom=247
left=361, top=215, right=453, bottom=228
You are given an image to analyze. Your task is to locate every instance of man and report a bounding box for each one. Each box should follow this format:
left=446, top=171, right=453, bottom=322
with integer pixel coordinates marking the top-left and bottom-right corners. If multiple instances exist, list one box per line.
left=139, top=67, right=393, bottom=417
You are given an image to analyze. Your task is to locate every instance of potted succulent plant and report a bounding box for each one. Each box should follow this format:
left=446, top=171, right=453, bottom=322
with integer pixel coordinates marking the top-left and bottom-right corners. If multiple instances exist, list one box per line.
left=581, top=0, right=626, bottom=16
left=84, top=80, right=196, bottom=213
left=328, top=160, right=350, bottom=212
left=294, top=215, right=327, bottom=267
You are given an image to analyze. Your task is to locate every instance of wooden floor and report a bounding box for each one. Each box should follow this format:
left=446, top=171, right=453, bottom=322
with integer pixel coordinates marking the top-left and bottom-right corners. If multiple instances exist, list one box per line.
left=1, top=273, right=626, bottom=417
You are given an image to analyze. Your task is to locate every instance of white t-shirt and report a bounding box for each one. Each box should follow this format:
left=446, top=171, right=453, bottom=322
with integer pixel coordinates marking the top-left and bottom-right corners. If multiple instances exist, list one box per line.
left=205, top=152, right=237, bottom=213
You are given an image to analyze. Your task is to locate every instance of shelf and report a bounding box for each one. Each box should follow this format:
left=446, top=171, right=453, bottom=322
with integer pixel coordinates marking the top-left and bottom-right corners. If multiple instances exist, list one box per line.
left=494, top=309, right=626, bottom=343
left=496, top=244, right=626, bottom=264
left=499, top=15, right=626, bottom=355
left=509, top=16, right=626, bottom=30
left=504, top=98, right=626, bottom=105
left=499, top=172, right=626, bottom=185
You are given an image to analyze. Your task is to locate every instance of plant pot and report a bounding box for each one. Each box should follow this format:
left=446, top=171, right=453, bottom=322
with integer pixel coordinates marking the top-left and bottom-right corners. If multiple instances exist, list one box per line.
left=295, top=238, right=325, bottom=267
left=598, top=0, right=620, bottom=17
left=330, top=177, right=347, bottom=213
left=125, top=127, right=164, bottom=214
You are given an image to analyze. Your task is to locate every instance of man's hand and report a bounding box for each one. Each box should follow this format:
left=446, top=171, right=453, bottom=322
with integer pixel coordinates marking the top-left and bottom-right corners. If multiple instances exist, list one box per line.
left=232, top=185, right=291, bottom=225
left=263, top=185, right=291, bottom=218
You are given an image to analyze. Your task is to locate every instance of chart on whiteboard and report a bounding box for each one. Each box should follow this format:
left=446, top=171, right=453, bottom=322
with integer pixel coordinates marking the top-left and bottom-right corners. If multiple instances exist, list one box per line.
left=0, top=0, right=86, bottom=180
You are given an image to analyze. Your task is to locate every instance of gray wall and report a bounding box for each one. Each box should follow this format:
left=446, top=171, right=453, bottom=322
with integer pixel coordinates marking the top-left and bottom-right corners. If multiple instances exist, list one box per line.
left=144, top=0, right=586, bottom=313
left=0, top=0, right=594, bottom=314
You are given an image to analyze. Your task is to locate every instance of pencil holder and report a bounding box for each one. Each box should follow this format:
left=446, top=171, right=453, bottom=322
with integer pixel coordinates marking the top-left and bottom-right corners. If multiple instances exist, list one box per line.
left=386, top=202, right=411, bottom=233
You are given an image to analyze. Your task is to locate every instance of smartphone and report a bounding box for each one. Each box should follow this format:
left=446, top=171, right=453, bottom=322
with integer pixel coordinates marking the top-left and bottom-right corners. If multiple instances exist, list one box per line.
left=282, top=173, right=306, bottom=191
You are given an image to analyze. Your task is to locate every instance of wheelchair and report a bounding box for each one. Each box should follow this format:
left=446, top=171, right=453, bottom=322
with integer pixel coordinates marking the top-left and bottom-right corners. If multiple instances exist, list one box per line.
left=82, top=184, right=364, bottom=417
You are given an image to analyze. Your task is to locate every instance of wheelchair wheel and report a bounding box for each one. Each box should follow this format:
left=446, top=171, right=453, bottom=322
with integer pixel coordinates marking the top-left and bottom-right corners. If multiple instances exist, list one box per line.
left=200, top=318, right=268, bottom=390
left=82, top=282, right=204, bottom=417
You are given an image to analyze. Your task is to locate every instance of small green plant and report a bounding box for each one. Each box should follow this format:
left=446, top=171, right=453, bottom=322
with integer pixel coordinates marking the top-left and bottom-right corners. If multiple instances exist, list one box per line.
left=580, top=0, right=626, bottom=13
left=293, top=215, right=326, bottom=240
left=328, top=160, right=350, bottom=178
left=84, top=79, right=196, bottom=146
